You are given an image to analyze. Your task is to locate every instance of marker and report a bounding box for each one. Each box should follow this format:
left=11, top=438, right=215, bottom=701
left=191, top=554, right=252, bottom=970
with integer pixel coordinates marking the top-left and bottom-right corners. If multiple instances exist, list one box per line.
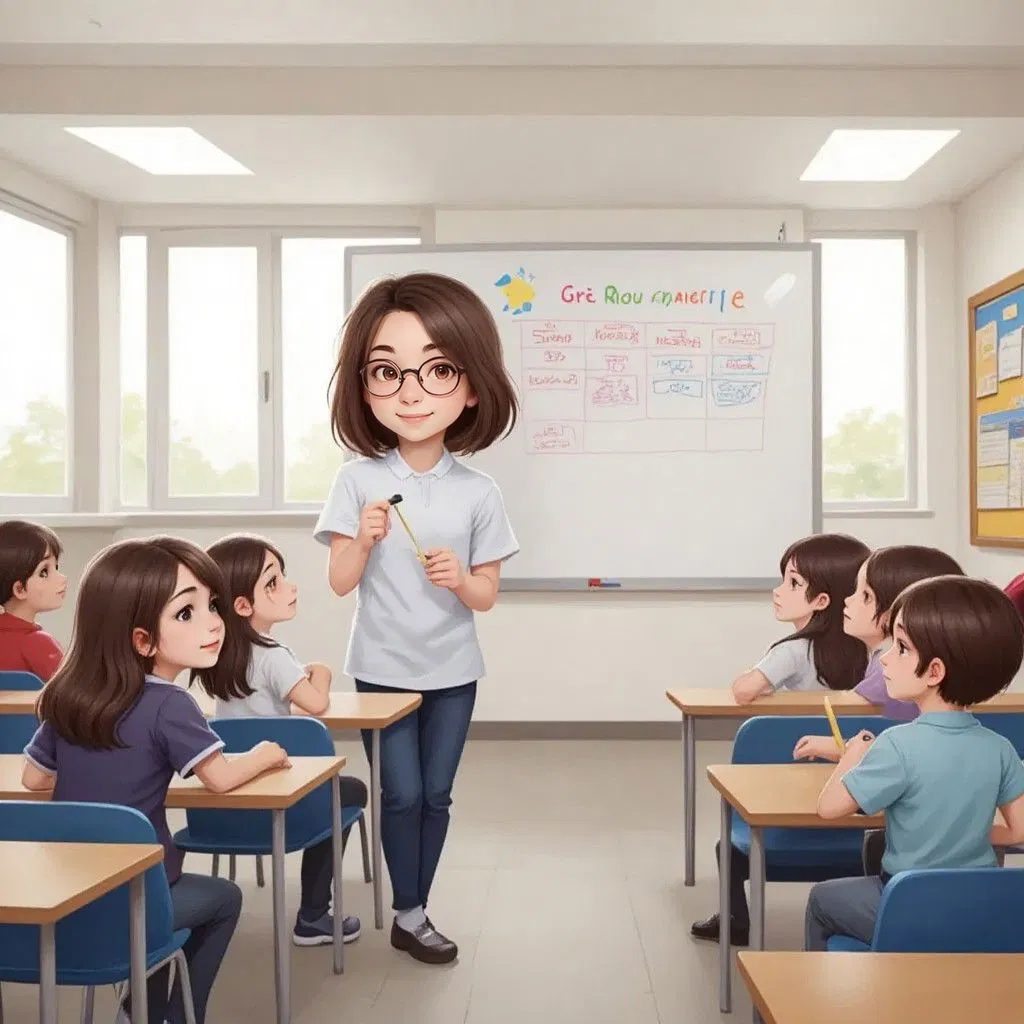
left=587, top=578, right=622, bottom=589
left=823, top=695, right=845, bottom=753
left=387, top=494, right=427, bottom=565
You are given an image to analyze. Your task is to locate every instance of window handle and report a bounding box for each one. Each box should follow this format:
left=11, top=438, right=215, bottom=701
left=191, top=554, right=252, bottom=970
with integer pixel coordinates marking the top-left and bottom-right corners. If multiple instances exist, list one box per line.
left=263, top=370, right=270, bottom=403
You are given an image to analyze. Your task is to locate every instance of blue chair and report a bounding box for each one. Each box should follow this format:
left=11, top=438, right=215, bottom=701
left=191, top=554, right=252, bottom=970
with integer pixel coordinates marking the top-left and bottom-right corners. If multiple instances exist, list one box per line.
left=730, top=715, right=900, bottom=882
left=974, top=712, right=1024, bottom=856
left=0, top=670, right=42, bottom=754
left=0, top=801, right=196, bottom=1023
left=826, top=867, right=1024, bottom=952
left=173, top=717, right=368, bottom=892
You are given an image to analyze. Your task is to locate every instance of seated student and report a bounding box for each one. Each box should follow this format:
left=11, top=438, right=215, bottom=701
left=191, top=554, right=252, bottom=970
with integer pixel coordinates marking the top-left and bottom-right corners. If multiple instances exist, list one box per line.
left=22, top=536, right=290, bottom=1024
left=792, top=545, right=965, bottom=762
left=0, top=519, right=68, bottom=680
left=198, top=533, right=365, bottom=946
left=692, top=533, right=869, bottom=945
left=805, top=575, right=1024, bottom=951
left=1005, top=571, right=1024, bottom=621
left=730, top=533, right=870, bottom=704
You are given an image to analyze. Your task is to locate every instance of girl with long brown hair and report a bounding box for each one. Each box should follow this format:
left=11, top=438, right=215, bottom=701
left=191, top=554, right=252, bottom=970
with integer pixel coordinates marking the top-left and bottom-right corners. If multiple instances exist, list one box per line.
left=196, top=532, right=367, bottom=947
left=22, top=536, right=289, bottom=1024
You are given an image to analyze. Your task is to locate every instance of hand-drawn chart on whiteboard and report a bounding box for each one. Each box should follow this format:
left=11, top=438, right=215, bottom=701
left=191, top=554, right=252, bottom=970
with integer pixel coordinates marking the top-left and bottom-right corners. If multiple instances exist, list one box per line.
left=346, top=245, right=818, bottom=586
left=520, top=319, right=775, bottom=454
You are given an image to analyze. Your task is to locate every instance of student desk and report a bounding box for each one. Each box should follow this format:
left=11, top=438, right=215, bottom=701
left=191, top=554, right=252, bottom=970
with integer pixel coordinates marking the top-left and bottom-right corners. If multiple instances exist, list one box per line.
left=0, top=754, right=346, bottom=1024
left=2, top=688, right=424, bottom=931
left=666, top=688, right=1024, bottom=887
left=0, top=839, right=162, bottom=1024
left=706, top=763, right=885, bottom=1017
left=737, top=951, right=1024, bottom=1024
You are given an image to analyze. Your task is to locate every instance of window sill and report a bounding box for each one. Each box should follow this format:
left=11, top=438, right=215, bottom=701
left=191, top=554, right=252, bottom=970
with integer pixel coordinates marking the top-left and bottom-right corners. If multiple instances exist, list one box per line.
left=823, top=506, right=934, bottom=519
left=26, top=511, right=321, bottom=530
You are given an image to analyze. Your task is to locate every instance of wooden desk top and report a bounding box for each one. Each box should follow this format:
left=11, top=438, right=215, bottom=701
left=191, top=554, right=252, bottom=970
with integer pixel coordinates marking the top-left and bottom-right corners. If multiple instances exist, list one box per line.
left=0, top=841, right=163, bottom=925
left=706, top=763, right=885, bottom=828
left=190, top=688, right=422, bottom=728
left=737, top=952, right=1024, bottom=1024
left=666, top=687, right=1024, bottom=717
left=0, top=754, right=345, bottom=810
left=0, top=689, right=37, bottom=715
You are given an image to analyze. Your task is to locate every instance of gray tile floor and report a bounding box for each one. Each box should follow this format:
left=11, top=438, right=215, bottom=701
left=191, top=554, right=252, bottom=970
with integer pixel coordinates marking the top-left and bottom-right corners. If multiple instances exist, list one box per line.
left=2, top=739, right=820, bottom=1023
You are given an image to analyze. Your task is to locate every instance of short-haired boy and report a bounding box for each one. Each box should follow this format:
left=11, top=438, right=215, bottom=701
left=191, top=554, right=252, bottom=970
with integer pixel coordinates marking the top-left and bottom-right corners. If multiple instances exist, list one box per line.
left=806, top=575, right=1024, bottom=950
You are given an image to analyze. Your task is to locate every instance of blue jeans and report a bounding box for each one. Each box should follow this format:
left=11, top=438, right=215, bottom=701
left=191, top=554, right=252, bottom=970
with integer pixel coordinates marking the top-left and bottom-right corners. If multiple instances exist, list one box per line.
left=139, top=873, right=242, bottom=1024
left=804, top=876, right=884, bottom=951
left=355, top=679, right=476, bottom=912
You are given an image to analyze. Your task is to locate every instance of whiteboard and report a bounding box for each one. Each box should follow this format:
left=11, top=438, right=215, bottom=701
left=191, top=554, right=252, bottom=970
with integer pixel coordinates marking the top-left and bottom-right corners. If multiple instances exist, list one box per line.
left=347, top=244, right=820, bottom=589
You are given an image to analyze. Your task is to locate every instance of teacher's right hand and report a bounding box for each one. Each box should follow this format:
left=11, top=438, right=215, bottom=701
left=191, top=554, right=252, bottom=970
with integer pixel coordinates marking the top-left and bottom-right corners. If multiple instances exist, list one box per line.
left=355, top=499, right=392, bottom=550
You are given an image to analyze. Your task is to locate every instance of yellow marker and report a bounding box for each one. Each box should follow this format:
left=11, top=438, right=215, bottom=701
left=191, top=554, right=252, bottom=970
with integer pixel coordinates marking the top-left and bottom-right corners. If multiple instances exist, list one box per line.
left=388, top=494, right=427, bottom=565
left=823, top=695, right=845, bottom=753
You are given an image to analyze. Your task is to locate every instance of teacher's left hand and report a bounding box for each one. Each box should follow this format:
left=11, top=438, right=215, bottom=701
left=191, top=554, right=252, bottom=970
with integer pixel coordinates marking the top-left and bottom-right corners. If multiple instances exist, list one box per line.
left=424, top=548, right=466, bottom=590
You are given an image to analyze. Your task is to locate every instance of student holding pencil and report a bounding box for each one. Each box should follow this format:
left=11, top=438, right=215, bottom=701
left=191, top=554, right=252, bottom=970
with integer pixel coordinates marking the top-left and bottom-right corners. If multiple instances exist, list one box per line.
left=806, top=576, right=1024, bottom=950
left=315, top=273, right=519, bottom=964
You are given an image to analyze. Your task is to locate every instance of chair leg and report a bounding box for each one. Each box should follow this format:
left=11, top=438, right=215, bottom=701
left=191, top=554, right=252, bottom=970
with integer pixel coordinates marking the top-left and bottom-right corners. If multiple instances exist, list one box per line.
left=0, top=981, right=5, bottom=1024
left=211, top=853, right=220, bottom=877
left=229, top=854, right=237, bottom=882
left=359, top=814, right=372, bottom=883
left=256, top=855, right=265, bottom=888
left=80, top=985, right=95, bottom=1024
left=175, top=950, right=198, bottom=1024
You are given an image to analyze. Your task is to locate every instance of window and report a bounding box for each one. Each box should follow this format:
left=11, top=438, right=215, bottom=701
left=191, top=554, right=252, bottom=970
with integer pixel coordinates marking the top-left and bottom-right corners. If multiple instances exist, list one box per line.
left=0, top=205, right=72, bottom=511
left=815, top=233, right=915, bottom=506
left=119, top=231, right=418, bottom=509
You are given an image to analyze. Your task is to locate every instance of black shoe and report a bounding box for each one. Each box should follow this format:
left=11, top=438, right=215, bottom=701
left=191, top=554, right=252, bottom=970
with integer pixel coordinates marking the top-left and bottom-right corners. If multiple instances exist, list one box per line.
left=390, top=918, right=458, bottom=964
left=690, top=913, right=749, bottom=946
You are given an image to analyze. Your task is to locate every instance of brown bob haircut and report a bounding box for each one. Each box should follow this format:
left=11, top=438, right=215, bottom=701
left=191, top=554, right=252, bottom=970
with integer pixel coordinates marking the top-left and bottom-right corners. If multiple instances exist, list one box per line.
left=863, top=545, right=964, bottom=624
left=329, top=272, right=519, bottom=457
left=0, top=519, right=63, bottom=605
left=888, top=575, right=1024, bottom=707
left=37, top=536, right=227, bottom=749
left=196, top=533, right=285, bottom=701
left=773, top=533, right=871, bottom=691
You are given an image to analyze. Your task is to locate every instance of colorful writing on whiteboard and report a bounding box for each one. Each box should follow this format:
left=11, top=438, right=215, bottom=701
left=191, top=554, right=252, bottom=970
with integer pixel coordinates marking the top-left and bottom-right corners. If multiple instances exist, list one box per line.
left=560, top=284, right=745, bottom=310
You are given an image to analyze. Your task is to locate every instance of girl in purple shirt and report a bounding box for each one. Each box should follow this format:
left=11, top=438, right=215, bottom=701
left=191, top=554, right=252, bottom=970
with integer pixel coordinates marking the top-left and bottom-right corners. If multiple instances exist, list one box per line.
left=22, top=537, right=290, bottom=1024
left=792, top=544, right=964, bottom=762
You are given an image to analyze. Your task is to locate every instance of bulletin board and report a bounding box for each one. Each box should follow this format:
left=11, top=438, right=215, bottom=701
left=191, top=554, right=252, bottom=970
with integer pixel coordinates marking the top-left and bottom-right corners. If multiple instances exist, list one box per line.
left=970, top=267, right=1024, bottom=548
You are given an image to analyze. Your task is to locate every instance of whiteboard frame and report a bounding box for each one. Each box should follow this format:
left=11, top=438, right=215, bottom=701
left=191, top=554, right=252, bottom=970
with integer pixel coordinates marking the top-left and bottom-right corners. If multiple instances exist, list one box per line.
left=345, top=242, right=822, bottom=592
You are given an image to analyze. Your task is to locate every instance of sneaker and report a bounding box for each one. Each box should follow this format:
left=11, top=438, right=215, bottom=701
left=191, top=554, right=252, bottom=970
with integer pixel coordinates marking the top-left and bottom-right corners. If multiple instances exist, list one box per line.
left=293, top=912, right=361, bottom=946
left=690, top=913, right=749, bottom=946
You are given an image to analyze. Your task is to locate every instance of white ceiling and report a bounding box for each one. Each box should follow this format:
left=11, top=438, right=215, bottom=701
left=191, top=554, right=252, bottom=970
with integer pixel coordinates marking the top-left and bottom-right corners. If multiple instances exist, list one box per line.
left=0, top=0, right=1020, bottom=48
left=0, top=114, right=1019, bottom=209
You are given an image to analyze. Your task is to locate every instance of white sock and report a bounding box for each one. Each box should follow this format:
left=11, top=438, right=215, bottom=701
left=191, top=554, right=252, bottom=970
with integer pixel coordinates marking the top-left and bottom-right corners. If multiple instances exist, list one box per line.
left=396, top=906, right=426, bottom=932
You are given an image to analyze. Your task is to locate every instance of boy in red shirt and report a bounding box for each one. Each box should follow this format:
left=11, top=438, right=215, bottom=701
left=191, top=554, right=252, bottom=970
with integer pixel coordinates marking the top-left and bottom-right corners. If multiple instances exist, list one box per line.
left=0, top=520, right=67, bottom=681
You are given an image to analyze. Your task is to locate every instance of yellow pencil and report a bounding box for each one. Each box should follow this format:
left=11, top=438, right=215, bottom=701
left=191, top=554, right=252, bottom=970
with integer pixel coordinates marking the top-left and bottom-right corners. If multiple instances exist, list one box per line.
left=823, top=695, right=845, bottom=753
left=388, top=494, right=427, bottom=565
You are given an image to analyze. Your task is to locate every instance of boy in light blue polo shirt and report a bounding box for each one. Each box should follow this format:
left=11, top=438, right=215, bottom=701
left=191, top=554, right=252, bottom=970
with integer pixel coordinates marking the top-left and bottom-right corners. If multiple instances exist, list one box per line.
left=806, top=575, right=1024, bottom=950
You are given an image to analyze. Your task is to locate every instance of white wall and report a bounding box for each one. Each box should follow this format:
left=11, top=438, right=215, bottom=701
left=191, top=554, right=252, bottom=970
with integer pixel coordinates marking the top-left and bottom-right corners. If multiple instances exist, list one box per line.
left=956, top=154, right=1024, bottom=587
left=23, top=194, right=961, bottom=722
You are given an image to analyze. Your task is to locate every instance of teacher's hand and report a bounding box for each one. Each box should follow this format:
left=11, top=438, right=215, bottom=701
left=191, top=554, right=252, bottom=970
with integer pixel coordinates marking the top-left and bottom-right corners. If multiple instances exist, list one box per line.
left=424, top=548, right=466, bottom=590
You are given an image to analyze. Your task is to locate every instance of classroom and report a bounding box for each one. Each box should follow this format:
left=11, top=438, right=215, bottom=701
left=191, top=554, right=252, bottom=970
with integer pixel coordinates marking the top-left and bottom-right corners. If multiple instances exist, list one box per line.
left=3, top=3, right=1024, bottom=1023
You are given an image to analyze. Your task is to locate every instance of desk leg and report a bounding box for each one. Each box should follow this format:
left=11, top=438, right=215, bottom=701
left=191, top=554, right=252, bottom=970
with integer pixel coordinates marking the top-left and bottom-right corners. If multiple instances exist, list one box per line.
left=331, top=774, right=345, bottom=975
left=39, top=922, right=56, bottom=1024
left=748, top=827, right=766, bottom=1024
left=129, top=875, right=148, bottom=1024
left=718, top=797, right=732, bottom=1014
left=371, top=727, right=383, bottom=930
left=272, top=810, right=289, bottom=1024
left=683, top=713, right=696, bottom=887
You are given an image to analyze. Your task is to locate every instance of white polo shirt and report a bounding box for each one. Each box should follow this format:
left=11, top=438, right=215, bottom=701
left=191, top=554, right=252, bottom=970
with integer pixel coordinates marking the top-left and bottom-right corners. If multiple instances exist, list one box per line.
left=313, top=448, right=518, bottom=691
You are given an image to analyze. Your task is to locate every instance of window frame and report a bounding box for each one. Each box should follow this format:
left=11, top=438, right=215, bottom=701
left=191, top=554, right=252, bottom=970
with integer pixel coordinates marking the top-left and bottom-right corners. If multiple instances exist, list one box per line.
left=0, top=197, right=75, bottom=514
left=122, top=226, right=420, bottom=512
left=812, top=229, right=919, bottom=512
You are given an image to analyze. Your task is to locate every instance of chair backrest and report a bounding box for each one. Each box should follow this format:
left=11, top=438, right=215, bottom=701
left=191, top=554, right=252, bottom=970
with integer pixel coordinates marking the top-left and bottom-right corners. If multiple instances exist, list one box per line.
left=185, top=716, right=335, bottom=847
left=0, top=801, right=175, bottom=975
left=732, top=714, right=899, bottom=765
left=974, top=712, right=1024, bottom=758
left=0, top=671, right=43, bottom=755
left=872, top=868, right=1024, bottom=952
